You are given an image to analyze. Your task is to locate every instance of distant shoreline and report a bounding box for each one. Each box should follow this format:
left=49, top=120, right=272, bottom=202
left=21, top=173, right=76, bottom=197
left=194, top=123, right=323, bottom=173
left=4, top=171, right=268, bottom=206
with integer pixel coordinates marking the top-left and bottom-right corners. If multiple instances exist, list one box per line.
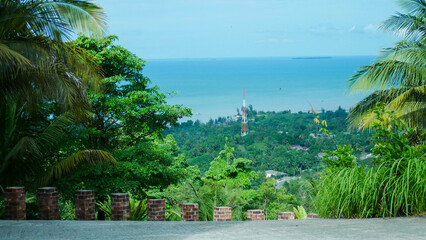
left=147, top=55, right=372, bottom=61
left=292, top=57, right=332, bottom=60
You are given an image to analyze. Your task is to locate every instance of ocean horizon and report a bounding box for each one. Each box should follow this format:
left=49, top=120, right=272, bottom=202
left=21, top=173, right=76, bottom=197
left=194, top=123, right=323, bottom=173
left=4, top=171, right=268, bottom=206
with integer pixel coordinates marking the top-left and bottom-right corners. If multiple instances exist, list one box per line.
left=144, top=56, right=374, bottom=122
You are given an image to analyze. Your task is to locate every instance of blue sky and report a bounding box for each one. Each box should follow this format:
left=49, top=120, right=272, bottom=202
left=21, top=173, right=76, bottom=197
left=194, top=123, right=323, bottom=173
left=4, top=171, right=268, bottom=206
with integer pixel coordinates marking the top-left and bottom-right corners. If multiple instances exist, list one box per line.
left=99, top=0, right=399, bottom=59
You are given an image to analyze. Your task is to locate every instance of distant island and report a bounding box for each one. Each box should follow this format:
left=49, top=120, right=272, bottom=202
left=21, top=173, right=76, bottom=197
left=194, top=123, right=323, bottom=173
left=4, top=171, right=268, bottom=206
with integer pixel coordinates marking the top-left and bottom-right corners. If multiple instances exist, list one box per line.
left=292, top=57, right=332, bottom=60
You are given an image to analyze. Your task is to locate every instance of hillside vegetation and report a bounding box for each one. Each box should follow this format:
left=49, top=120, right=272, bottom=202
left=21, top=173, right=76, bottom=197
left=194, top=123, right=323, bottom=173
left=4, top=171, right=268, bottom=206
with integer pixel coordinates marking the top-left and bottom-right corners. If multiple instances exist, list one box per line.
left=167, top=107, right=374, bottom=175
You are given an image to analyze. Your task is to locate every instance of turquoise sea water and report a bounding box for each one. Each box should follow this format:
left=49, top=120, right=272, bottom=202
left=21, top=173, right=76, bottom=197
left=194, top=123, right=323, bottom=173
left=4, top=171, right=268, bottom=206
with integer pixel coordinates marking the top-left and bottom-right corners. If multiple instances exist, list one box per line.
left=144, top=56, right=374, bottom=122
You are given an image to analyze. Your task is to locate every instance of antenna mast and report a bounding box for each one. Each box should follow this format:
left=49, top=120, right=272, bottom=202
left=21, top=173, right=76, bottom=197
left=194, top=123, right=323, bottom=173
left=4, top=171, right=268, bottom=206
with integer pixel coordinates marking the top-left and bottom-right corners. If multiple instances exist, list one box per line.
left=241, top=88, right=248, bottom=136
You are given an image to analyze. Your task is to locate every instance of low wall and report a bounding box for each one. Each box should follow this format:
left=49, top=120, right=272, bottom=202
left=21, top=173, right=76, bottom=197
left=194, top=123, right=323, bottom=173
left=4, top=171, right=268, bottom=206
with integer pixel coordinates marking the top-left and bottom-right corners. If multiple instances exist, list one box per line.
left=2, top=187, right=319, bottom=221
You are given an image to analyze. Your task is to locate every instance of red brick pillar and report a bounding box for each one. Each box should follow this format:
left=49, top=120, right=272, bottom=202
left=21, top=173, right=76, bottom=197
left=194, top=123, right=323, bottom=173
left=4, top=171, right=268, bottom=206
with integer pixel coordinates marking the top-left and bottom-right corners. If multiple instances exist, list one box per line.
left=278, top=212, right=295, bottom=220
left=181, top=203, right=199, bottom=221
left=214, top=207, right=232, bottom=221
left=307, top=213, right=319, bottom=219
left=111, top=193, right=129, bottom=221
left=147, top=199, right=165, bottom=221
left=4, top=187, right=26, bottom=220
left=75, top=190, right=95, bottom=220
left=247, top=209, right=265, bottom=221
left=38, top=187, right=59, bottom=220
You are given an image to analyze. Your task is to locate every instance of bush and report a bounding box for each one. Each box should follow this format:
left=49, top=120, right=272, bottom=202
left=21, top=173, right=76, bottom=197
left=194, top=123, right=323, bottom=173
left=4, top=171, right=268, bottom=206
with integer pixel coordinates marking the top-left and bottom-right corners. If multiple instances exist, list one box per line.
left=293, top=206, right=307, bottom=219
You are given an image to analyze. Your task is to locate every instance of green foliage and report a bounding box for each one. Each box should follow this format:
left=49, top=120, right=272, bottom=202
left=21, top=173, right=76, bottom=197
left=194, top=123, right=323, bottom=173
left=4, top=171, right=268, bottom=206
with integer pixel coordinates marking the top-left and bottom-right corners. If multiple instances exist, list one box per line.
left=371, top=108, right=426, bottom=165
left=316, top=112, right=426, bottom=218
left=323, top=145, right=357, bottom=173
left=0, top=102, right=116, bottom=188
left=129, top=197, right=148, bottom=221
left=201, top=143, right=257, bottom=220
left=0, top=0, right=106, bottom=112
left=255, top=178, right=295, bottom=220
left=53, top=35, right=191, bottom=201
left=317, top=157, right=425, bottom=218
left=0, top=0, right=117, bottom=191
left=59, top=198, right=75, bottom=221
left=163, top=143, right=257, bottom=221
left=96, top=194, right=147, bottom=221
left=283, top=177, right=317, bottom=213
left=72, top=34, right=191, bottom=150
left=348, top=0, right=426, bottom=129
left=161, top=142, right=297, bottom=221
left=293, top=206, right=307, bottom=219
left=169, top=108, right=373, bottom=175
left=57, top=135, right=191, bottom=201
left=96, top=197, right=112, bottom=220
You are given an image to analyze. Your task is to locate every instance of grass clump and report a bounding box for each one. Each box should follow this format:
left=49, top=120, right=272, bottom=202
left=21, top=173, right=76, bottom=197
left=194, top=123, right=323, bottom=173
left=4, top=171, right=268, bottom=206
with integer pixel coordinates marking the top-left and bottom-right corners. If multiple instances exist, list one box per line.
left=316, top=109, right=426, bottom=218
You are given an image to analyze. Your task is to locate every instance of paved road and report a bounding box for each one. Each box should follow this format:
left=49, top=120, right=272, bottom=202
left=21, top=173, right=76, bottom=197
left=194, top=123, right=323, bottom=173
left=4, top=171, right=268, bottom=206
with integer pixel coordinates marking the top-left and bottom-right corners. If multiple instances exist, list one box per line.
left=0, top=217, right=425, bottom=240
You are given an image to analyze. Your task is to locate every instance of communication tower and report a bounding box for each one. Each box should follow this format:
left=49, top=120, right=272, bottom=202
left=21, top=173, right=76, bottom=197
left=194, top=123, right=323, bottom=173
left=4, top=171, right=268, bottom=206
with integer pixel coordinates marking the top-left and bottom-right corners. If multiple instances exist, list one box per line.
left=241, top=88, right=248, bottom=136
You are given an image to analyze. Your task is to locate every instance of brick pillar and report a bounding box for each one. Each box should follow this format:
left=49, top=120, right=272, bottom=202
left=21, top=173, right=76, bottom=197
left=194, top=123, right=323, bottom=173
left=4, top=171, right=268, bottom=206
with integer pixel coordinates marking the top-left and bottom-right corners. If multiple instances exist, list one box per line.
left=38, top=187, right=59, bottom=220
left=4, top=187, right=26, bottom=220
left=214, top=207, right=232, bottom=221
left=111, top=193, right=129, bottom=221
left=278, top=212, right=295, bottom=220
left=147, top=199, right=165, bottom=221
left=307, top=213, right=319, bottom=219
left=181, top=203, right=199, bottom=221
left=75, top=190, right=95, bottom=220
left=247, top=209, right=265, bottom=221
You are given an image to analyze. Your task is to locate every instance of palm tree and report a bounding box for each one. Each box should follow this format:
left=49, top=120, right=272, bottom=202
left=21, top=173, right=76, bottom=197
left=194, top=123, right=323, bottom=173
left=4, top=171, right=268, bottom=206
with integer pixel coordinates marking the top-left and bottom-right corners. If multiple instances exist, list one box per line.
left=348, top=0, right=426, bottom=129
left=0, top=99, right=117, bottom=187
left=0, top=0, right=106, bottom=112
left=0, top=0, right=117, bottom=187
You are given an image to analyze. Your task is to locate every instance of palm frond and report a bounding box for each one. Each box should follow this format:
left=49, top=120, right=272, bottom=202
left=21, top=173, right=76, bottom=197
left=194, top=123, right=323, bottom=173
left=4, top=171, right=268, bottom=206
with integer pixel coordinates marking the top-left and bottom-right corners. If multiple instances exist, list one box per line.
left=1, top=38, right=102, bottom=113
left=0, top=42, right=31, bottom=65
left=349, top=60, right=425, bottom=92
left=388, top=85, right=425, bottom=109
left=380, top=0, right=426, bottom=42
left=348, top=87, right=426, bottom=130
left=398, top=0, right=426, bottom=17
left=129, top=197, right=147, bottom=221
left=381, top=13, right=426, bottom=42
left=378, top=41, right=426, bottom=68
left=0, top=0, right=106, bottom=111
left=39, top=150, right=117, bottom=185
left=35, top=113, right=76, bottom=152
left=44, top=0, right=107, bottom=38
left=52, top=150, right=117, bottom=180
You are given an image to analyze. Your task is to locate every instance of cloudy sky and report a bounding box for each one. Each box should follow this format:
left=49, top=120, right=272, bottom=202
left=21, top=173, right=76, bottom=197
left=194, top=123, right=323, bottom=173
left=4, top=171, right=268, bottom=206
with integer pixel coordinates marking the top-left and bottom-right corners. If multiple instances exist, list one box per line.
left=98, top=0, right=399, bottom=59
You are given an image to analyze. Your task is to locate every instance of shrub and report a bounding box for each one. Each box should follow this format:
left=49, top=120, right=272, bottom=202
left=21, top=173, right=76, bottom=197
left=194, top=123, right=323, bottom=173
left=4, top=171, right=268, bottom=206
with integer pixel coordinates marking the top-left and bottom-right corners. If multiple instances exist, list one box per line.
left=293, top=206, right=307, bottom=219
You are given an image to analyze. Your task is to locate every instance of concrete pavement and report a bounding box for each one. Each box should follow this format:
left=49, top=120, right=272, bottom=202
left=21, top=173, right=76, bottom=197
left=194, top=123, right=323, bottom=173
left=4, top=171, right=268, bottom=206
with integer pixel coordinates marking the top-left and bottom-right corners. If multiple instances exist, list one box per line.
left=0, top=217, right=425, bottom=240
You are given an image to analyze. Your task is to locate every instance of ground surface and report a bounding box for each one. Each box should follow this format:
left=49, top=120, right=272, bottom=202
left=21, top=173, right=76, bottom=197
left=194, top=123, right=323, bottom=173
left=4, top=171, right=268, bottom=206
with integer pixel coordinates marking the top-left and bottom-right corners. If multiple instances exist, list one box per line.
left=0, top=217, right=425, bottom=240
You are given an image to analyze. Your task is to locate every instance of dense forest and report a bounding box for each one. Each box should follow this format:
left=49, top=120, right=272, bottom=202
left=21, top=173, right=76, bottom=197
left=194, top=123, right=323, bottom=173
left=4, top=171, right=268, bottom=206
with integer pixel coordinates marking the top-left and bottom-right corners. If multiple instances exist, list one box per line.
left=167, top=107, right=375, bottom=174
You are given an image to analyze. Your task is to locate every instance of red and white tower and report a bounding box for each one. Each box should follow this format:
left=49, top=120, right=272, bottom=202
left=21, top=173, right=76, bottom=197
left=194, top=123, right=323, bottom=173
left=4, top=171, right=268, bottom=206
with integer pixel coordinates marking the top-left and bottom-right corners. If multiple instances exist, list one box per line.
left=241, top=88, right=248, bottom=136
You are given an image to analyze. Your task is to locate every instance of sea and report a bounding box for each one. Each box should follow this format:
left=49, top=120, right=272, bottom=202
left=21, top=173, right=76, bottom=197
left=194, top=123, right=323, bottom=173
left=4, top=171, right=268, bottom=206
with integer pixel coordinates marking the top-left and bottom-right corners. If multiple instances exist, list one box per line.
left=144, top=56, right=374, bottom=122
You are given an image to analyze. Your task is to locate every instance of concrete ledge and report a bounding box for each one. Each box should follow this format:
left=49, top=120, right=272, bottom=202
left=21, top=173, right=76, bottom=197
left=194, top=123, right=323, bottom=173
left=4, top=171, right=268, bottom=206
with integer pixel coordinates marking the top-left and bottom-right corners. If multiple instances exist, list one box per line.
left=0, top=217, right=425, bottom=240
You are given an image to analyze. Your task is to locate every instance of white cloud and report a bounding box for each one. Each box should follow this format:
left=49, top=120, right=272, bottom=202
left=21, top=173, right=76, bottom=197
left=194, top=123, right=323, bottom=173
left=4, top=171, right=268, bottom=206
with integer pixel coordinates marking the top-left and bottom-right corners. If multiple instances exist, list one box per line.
left=363, top=24, right=377, bottom=33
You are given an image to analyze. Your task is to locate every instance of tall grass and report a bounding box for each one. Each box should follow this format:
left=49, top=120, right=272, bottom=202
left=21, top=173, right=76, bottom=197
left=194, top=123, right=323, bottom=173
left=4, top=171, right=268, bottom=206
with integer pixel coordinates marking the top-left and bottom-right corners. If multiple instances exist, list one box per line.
left=316, top=156, right=425, bottom=218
